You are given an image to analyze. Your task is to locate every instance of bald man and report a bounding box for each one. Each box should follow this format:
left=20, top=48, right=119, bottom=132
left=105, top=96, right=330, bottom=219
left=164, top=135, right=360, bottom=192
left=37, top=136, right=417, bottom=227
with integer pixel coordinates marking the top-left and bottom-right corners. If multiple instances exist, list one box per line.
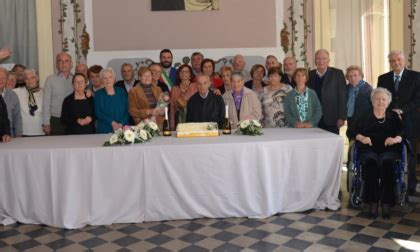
left=232, top=54, right=251, bottom=82
left=42, top=52, right=74, bottom=135
left=308, top=49, right=347, bottom=134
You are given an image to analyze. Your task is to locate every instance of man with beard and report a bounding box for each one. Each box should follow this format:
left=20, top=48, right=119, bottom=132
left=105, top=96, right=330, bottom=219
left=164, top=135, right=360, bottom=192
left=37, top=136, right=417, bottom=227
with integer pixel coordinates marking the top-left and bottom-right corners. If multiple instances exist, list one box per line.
left=159, top=49, right=177, bottom=91
left=282, top=56, right=297, bottom=88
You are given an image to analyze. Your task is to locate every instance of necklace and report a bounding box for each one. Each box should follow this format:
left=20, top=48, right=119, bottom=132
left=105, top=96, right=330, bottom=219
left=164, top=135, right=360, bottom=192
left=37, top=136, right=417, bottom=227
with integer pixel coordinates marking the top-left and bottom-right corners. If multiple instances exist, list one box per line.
left=377, top=115, right=386, bottom=124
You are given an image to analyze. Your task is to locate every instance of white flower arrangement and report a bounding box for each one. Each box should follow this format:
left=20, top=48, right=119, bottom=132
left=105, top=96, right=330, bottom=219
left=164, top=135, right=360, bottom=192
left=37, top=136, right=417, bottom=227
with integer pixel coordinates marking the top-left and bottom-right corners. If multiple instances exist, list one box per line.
left=236, top=119, right=263, bottom=136
left=103, top=120, right=159, bottom=146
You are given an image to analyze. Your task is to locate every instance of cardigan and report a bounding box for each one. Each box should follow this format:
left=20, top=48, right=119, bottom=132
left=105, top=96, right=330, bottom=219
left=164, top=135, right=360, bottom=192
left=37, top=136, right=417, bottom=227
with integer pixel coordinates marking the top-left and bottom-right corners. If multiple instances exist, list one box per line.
left=222, top=87, right=262, bottom=128
left=284, top=87, right=323, bottom=127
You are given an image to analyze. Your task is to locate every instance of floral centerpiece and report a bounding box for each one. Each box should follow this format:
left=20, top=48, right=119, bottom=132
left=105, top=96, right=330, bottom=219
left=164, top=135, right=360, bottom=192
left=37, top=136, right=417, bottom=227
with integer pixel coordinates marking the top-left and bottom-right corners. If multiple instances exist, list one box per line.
left=103, top=120, right=159, bottom=146
left=236, top=119, right=263, bottom=136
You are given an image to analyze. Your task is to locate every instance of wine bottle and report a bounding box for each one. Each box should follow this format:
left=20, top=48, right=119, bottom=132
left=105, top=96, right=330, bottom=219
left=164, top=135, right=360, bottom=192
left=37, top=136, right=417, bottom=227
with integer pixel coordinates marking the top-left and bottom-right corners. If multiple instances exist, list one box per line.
left=163, top=107, right=171, bottom=136
left=223, top=105, right=231, bottom=135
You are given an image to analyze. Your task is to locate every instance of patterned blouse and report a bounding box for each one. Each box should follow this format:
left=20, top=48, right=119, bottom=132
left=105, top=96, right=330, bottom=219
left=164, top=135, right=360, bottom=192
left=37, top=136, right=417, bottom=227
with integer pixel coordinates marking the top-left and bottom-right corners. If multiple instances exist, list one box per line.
left=261, top=84, right=293, bottom=127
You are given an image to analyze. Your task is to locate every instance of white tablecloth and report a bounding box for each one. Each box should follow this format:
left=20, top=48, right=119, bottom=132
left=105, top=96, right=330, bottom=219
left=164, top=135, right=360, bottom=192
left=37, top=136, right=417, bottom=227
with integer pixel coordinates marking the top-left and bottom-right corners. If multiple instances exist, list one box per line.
left=0, top=128, right=343, bottom=228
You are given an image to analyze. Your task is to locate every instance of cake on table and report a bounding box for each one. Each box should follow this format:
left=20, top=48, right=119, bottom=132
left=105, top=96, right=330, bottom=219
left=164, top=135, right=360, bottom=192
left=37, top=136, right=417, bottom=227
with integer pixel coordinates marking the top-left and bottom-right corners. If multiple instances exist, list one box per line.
left=176, top=122, right=219, bottom=138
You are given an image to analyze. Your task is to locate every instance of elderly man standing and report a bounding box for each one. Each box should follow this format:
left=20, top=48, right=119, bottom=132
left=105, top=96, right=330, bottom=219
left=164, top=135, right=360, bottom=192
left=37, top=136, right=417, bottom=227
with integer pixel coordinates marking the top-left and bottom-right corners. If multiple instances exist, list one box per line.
left=42, top=52, right=74, bottom=135
left=115, top=63, right=139, bottom=95
left=232, top=54, right=251, bottom=82
left=186, top=74, right=225, bottom=128
left=0, top=67, right=22, bottom=137
left=308, top=49, right=347, bottom=134
left=282, top=56, right=297, bottom=87
left=0, top=93, right=11, bottom=142
left=378, top=50, right=420, bottom=195
left=191, top=52, right=204, bottom=76
left=159, top=49, right=177, bottom=90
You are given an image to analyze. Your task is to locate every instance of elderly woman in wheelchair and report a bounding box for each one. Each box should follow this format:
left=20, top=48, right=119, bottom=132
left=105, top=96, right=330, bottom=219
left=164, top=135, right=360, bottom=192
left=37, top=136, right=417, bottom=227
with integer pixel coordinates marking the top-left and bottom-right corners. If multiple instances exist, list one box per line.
left=347, top=87, right=408, bottom=219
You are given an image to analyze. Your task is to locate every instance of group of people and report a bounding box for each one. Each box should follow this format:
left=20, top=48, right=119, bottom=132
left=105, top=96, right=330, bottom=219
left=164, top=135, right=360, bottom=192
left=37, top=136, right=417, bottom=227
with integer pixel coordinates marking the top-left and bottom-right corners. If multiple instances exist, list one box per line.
left=0, top=47, right=419, bottom=219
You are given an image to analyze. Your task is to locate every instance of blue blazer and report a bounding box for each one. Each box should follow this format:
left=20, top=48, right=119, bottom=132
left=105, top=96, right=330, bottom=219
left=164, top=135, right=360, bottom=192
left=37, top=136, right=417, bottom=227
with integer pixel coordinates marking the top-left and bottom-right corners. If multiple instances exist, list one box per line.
left=346, top=81, right=373, bottom=121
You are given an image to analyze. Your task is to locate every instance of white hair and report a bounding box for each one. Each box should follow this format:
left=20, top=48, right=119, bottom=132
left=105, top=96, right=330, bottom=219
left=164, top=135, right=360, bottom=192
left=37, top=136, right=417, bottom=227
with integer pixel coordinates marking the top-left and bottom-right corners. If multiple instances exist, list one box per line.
left=388, top=50, right=405, bottom=60
left=370, top=87, right=392, bottom=105
left=99, top=67, right=116, bottom=80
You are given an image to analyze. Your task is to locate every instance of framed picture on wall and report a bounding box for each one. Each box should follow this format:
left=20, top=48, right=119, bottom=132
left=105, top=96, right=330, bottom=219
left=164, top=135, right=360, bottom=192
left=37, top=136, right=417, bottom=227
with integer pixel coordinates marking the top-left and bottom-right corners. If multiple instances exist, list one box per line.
left=151, top=0, right=219, bottom=11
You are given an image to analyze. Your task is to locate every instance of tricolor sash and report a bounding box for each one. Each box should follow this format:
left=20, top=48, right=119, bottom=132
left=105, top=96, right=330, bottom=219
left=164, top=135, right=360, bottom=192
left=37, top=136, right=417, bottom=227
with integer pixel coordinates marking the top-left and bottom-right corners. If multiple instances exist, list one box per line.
left=161, top=69, right=173, bottom=90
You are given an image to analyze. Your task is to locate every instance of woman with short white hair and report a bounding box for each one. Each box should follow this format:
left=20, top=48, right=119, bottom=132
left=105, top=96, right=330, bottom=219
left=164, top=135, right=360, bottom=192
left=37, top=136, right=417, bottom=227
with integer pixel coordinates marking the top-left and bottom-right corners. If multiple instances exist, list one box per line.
left=13, top=69, right=44, bottom=136
left=94, top=68, right=129, bottom=133
left=347, top=87, right=407, bottom=219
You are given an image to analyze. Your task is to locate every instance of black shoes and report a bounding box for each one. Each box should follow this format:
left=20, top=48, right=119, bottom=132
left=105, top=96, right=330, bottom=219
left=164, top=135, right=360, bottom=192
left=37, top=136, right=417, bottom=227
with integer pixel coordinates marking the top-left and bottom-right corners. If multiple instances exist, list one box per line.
left=368, top=202, right=378, bottom=219
left=382, top=204, right=391, bottom=220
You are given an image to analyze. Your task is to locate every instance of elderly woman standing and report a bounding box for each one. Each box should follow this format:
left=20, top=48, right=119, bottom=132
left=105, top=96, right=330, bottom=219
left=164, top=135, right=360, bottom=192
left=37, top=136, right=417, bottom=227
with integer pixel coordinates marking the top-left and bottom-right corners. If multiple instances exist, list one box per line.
left=170, top=64, right=197, bottom=130
left=346, top=65, right=373, bottom=128
left=347, top=88, right=406, bottom=219
left=128, top=67, right=164, bottom=126
left=95, top=68, right=129, bottom=133
left=61, top=73, right=95, bottom=134
left=13, top=69, right=44, bottom=136
left=223, top=71, right=262, bottom=127
left=201, top=58, right=223, bottom=89
left=284, top=68, right=322, bottom=128
left=261, top=67, right=293, bottom=127
left=245, top=64, right=266, bottom=100
left=219, top=66, right=233, bottom=94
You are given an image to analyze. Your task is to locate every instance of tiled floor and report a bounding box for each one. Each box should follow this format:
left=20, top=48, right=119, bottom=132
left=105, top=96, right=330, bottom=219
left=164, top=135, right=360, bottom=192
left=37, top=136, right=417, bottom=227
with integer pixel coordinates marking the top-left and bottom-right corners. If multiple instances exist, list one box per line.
left=1, top=171, right=420, bottom=251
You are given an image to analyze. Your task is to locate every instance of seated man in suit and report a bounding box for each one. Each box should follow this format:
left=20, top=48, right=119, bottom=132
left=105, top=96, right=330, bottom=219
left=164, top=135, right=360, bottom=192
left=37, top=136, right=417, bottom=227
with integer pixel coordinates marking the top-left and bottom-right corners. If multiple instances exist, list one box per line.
left=377, top=50, right=420, bottom=195
left=114, top=63, right=139, bottom=95
left=186, top=74, right=225, bottom=128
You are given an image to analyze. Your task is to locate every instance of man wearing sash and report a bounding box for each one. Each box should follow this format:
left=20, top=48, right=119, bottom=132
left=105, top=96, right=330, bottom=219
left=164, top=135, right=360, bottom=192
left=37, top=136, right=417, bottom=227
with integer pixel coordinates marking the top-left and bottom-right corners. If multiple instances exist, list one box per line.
left=159, top=49, right=177, bottom=91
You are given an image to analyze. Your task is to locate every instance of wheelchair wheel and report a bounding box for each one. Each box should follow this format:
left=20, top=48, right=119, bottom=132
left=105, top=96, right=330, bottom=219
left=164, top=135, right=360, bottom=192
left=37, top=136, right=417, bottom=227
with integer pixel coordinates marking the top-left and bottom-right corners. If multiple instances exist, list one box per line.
left=350, top=189, right=363, bottom=208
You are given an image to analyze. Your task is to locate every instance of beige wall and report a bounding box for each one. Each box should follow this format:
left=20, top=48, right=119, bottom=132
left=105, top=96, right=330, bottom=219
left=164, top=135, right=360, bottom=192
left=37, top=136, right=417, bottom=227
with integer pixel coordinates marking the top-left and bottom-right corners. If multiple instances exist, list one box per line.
left=91, top=0, right=277, bottom=51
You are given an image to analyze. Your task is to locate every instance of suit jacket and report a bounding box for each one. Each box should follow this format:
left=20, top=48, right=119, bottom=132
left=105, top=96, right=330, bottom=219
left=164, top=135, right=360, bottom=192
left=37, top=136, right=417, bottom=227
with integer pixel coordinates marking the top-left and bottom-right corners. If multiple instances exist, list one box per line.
left=222, top=87, right=262, bottom=128
left=114, top=79, right=139, bottom=95
left=160, top=67, right=177, bottom=89
left=377, top=68, right=420, bottom=112
left=346, top=81, right=373, bottom=121
left=128, top=84, right=163, bottom=124
left=308, top=67, right=347, bottom=125
left=0, top=95, right=10, bottom=137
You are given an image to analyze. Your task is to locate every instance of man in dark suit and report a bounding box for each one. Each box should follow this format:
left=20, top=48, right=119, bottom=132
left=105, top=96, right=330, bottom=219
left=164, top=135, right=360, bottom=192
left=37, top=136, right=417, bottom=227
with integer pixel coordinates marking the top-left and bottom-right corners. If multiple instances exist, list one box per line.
left=0, top=96, right=10, bottom=142
left=377, top=50, right=420, bottom=194
left=308, top=49, right=347, bottom=134
left=114, top=63, right=139, bottom=95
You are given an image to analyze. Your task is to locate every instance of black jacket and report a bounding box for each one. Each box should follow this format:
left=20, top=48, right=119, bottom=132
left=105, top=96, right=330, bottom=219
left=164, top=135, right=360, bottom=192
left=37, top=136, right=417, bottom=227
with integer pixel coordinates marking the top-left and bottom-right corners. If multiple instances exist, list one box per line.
left=186, top=91, right=225, bottom=128
left=0, top=95, right=10, bottom=138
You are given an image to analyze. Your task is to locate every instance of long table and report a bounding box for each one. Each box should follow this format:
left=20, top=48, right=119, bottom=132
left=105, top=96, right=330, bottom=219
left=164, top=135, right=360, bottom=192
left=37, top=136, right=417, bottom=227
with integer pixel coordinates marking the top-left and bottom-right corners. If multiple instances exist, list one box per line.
left=0, top=128, right=343, bottom=229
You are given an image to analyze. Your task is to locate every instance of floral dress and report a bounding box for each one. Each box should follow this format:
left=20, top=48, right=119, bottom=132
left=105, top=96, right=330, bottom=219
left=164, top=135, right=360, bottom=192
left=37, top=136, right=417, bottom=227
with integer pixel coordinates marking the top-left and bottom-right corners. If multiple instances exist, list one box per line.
left=261, top=84, right=293, bottom=127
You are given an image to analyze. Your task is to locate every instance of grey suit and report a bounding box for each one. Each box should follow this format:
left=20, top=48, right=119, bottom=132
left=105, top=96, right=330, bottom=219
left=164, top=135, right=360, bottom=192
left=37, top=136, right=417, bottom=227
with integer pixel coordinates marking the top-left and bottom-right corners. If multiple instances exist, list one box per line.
left=308, top=67, right=347, bottom=133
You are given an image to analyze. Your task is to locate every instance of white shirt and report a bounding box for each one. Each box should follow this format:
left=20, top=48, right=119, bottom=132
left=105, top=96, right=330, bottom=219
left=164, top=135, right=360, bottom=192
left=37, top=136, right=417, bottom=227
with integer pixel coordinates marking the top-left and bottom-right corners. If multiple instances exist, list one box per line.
left=14, top=87, right=45, bottom=136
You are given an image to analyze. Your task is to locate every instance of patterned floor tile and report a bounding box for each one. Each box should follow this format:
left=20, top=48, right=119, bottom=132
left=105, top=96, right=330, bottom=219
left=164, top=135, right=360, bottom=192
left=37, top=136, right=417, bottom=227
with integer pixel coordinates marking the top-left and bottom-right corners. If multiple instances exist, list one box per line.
left=276, top=227, right=304, bottom=238
left=283, top=238, right=313, bottom=250
left=295, top=231, right=324, bottom=243
left=229, top=235, right=259, bottom=248
left=372, top=238, right=402, bottom=251
left=360, top=226, right=387, bottom=238
left=317, top=236, right=346, bottom=248
left=248, top=240, right=280, bottom=251
left=350, top=233, right=380, bottom=245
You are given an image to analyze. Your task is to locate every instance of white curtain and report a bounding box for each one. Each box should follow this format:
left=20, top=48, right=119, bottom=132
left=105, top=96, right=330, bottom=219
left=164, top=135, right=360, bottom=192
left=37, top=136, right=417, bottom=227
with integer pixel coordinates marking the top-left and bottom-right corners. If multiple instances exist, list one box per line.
left=0, top=0, right=38, bottom=70
left=330, top=0, right=389, bottom=86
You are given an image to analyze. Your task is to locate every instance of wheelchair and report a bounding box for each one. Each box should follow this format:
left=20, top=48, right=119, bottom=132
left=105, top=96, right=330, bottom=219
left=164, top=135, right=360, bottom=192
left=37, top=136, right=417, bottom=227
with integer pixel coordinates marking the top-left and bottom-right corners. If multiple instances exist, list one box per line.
left=347, top=140, right=410, bottom=208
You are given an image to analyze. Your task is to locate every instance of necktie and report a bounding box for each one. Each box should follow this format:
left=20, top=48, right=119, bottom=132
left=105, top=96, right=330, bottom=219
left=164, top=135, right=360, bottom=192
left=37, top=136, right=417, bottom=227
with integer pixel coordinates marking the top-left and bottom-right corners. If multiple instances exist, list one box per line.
left=394, top=75, right=400, bottom=92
